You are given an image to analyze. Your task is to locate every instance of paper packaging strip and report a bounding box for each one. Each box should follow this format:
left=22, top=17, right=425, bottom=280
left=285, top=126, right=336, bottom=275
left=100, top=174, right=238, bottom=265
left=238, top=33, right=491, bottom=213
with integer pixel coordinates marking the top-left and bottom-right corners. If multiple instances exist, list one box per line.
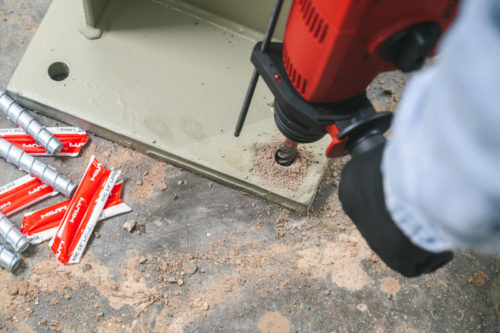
left=0, top=174, right=58, bottom=217
left=0, top=138, right=76, bottom=197
left=24, top=195, right=131, bottom=245
left=0, top=244, right=21, bottom=272
left=0, top=90, right=63, bottom=155
left=0, top=212, right=30, bottom=253
left=22, top=183, right=131, bottom=244
left=0, top=127, right=89, bottom=157
left=50, top=156, right=120, bottom=264
left=22, top=182, right=127, bottom=241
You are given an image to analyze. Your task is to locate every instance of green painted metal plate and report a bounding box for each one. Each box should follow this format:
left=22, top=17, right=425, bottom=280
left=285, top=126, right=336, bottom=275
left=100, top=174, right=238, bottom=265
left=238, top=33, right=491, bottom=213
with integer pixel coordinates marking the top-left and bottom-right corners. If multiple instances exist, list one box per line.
left=7, top=0, right=330, bottom=212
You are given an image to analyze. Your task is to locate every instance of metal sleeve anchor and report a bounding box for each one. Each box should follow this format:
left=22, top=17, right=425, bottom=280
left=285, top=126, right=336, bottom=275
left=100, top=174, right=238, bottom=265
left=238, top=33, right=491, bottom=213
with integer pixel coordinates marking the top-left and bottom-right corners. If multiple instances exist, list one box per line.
left=0, top=138, right=76, bottom=197
left=0, top=90, right=63, bottom=155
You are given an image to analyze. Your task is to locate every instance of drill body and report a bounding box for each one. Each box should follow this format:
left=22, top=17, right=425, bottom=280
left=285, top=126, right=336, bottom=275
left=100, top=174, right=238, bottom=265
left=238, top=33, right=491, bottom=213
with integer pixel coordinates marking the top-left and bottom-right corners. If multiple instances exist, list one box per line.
left=243, top=0, right=459, bottom=160
left=234, top=0, right=462, bottom=276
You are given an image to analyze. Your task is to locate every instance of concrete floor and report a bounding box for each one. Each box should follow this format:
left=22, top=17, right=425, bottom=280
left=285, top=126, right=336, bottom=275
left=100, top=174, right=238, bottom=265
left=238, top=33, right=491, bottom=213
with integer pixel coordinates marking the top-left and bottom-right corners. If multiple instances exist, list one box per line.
left=0, top=1, right=499, bottom=332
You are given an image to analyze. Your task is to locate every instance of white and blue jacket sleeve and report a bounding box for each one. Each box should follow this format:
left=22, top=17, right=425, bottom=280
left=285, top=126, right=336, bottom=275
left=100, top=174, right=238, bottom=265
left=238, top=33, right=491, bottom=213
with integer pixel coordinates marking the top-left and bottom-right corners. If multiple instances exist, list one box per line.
left=382, top=0, right=500, bottom=254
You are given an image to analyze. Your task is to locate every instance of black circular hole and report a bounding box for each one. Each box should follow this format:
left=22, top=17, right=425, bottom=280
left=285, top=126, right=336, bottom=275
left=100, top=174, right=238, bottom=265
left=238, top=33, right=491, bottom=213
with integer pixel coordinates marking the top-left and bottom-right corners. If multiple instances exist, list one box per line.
left=48, top=62, right=70, bottom=81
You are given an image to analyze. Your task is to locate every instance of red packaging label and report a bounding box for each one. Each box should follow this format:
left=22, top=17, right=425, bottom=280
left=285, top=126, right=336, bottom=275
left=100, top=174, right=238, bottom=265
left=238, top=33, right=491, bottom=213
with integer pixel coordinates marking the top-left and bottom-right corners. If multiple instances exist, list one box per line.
left=0, top=175, right=58, bottom=216
left=22, top=183, right=131, bottom=244
left=50, top=156, right=120, bottom=264
left=0, top=127, right=89, bottom=156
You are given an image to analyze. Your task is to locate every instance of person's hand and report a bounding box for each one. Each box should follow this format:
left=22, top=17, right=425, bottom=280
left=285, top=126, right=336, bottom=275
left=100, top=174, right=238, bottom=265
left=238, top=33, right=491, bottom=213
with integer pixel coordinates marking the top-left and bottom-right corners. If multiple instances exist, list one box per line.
left=338, top=141, right=453, bottom=277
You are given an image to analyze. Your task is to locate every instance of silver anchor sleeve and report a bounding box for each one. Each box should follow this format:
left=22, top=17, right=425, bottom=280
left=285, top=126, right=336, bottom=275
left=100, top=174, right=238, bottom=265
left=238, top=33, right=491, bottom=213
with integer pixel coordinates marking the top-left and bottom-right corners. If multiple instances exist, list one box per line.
left=0, top=90, right=63, bottom=155
left=0, top=243, right=21, bottom=272
left=0, top=138, right=77, bottom=197
left=0, top=212, right=29, bottom=253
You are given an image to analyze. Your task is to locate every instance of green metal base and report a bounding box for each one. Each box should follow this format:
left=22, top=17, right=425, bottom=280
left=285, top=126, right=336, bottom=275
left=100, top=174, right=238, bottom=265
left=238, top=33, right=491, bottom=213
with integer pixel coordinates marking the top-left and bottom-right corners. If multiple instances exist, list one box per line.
left=7, top=0, right=329, bottom=212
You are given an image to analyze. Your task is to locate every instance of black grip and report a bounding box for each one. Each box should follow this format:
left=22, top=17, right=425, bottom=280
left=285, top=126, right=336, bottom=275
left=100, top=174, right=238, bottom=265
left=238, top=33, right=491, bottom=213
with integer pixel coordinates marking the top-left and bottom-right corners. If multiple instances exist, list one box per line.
left=338, top=141, right=453, bottom=277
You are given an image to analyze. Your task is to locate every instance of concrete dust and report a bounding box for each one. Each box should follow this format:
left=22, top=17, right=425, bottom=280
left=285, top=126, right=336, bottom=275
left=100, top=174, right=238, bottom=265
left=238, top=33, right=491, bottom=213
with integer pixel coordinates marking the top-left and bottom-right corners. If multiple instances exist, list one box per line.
left=394, top=323, right=420, bottom=333
left=380, top=277, right=400, bottom=296
left=0, top=129, right=463, bottom=332
left=120, top=238, right=305, bottom=332
left=112, top=256, right=160, bottom=312
left=165, top=274, right=243, bottom=332
left=98, top=317, right=126, bottom=333
left=0, top=252, right=111, bottom=327
left=131, top=162, right=168, bottom=204
left=138, top=241, right=298, bottom=332
left=253, top=136, right=313, bottom=191
left=203, top=274, right=242, bottom=305
left=356, top=303, right=368, bottom=312
left=468, top=271, right=488, bottom=287
left=0, top=273, right=32, bottom=320
left=0, top=251, right=163, bottom=331
left=119, top=225, right=376, bottom=331
left=1, top=149, right=496, bottom=332
left=298, top=232, right=372, bottom=291
left=79, top=140, right=168, bottom=205
left=258, top=311, right=290, bottom=333
left=2, top=252, right=158, bottom=316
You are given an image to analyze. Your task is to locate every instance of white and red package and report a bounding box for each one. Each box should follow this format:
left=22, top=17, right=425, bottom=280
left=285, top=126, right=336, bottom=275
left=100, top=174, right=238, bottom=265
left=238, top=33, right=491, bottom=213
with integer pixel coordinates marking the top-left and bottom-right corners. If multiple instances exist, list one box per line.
left=50, top=156, right=120, bottom=264
left=22, top=182, right=131, bottom=244
left=0, top=175, right=58, bottom=216
left=0, top=127, right=89, bottom=157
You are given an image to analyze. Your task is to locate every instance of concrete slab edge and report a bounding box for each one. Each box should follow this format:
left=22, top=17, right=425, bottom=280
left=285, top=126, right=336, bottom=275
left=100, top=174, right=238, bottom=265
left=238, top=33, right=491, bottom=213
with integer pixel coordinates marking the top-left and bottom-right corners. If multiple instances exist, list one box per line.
left=7, top=90, right=315, bottom=214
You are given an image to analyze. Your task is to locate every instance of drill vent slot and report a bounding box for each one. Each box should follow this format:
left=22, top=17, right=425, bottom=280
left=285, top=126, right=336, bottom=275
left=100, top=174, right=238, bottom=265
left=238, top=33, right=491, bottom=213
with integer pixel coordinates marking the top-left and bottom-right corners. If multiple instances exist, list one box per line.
left=283, top=47, right=308, bottom=95
left=297, top=0, right=329, bottom=43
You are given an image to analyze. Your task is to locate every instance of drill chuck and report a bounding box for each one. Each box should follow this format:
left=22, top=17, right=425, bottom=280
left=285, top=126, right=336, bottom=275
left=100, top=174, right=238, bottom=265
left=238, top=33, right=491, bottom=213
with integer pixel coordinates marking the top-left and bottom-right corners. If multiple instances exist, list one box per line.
left=273, top=101, right=326, bottom=143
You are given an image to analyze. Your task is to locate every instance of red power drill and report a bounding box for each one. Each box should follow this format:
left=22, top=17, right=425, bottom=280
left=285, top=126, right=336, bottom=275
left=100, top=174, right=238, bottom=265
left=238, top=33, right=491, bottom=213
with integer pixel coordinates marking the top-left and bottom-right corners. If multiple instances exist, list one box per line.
left=235, top=0, right=459, bottom=165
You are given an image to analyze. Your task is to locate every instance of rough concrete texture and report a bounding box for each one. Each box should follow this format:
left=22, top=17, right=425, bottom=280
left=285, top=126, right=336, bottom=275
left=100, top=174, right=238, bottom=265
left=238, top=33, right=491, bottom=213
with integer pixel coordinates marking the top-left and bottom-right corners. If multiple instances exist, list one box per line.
left=0, top=1, right=499, bottom=333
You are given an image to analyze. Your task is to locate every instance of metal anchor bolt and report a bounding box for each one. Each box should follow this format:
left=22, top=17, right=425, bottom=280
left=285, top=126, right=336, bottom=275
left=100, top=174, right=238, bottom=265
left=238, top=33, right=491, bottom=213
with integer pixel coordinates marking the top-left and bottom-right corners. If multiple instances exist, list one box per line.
left=0, top=138, right=77, bottom=197
left=0, top=243, right=21, bottom=272
left=0, top=212, right=30, bottom=253
left=0, top=90, right=63, bottom=155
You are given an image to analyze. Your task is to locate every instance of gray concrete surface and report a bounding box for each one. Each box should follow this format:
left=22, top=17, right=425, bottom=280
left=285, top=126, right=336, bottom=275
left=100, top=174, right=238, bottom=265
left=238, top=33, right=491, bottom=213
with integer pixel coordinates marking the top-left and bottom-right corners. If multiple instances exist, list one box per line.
left=0, top=1, right=499, bottom=332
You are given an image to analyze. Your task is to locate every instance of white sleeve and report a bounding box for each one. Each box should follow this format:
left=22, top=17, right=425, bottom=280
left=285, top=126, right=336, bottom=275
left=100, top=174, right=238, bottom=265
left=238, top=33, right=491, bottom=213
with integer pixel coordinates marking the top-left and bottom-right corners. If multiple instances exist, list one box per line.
left=382, top=0, right=500, bottom=254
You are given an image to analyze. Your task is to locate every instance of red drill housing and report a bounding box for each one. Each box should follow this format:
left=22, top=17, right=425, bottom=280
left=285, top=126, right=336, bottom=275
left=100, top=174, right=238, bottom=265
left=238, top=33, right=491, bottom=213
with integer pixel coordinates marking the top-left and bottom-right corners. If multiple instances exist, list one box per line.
left=236, top=0, right=460, bottom=159
left=283, top=0, right=459, bottom=103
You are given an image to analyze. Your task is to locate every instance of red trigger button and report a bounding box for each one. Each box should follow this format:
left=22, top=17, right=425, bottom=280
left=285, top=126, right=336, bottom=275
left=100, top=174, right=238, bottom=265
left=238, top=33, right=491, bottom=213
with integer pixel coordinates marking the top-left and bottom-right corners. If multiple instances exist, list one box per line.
left=325, top=124, right=348, bottom=158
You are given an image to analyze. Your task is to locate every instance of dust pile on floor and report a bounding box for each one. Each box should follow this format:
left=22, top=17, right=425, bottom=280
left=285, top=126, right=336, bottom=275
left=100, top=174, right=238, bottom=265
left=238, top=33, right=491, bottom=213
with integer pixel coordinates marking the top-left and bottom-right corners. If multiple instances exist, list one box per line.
left=0, top=138, right=378, bottom=332
left=0, top=130, right=497, bottom=332
left=253, top=136, right=313, bottom=191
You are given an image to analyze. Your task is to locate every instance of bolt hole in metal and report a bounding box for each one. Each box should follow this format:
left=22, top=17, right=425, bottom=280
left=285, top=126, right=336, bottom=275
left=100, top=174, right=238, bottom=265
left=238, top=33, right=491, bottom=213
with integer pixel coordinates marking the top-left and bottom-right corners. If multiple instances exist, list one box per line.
left=48, top=62, right=69, bottom=81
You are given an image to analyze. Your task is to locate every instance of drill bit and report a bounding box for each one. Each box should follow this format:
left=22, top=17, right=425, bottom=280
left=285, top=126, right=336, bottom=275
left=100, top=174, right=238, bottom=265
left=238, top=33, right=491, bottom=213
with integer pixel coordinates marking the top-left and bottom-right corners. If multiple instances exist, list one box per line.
left=0, top=90, right=63, bottom=155
left=275, top=139, right=298, bottom=166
